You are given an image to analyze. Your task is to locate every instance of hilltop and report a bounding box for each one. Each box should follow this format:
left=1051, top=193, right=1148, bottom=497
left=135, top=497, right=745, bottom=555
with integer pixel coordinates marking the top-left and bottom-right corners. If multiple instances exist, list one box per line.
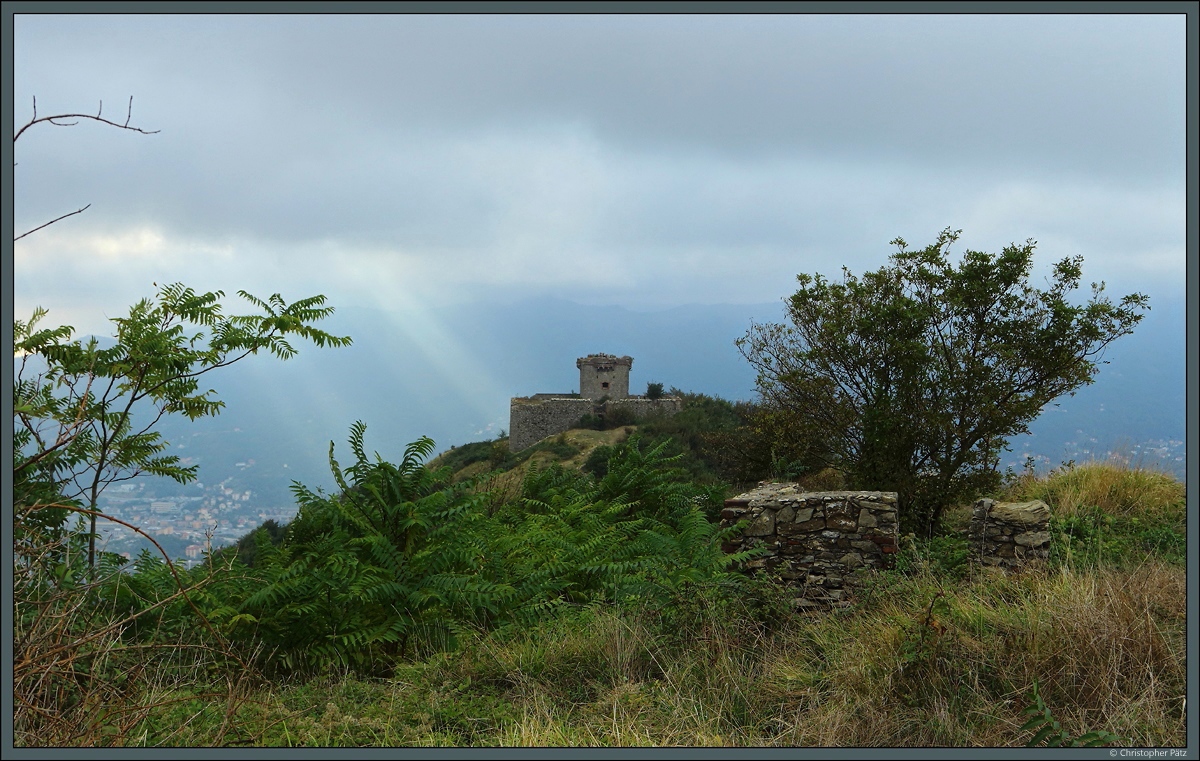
left=430, top=426, right=631, bottom=481
left=428, top=389, right=794, bottom=501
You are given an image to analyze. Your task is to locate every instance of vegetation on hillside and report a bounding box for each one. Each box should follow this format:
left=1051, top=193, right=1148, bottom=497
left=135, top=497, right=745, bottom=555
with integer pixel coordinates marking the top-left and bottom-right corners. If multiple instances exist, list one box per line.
left=19, top=341, right=1185, bottom=747
left=739, top=228, right=1149, bottom=535
left=14, top=196, right=1179, bottom=746
left=15, top=418, right=1186, bottom=747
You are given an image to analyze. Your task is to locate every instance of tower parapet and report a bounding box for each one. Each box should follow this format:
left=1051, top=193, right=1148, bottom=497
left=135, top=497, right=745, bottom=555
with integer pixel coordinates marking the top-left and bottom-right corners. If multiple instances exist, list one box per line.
left=577, top=354, right=632, bottom=399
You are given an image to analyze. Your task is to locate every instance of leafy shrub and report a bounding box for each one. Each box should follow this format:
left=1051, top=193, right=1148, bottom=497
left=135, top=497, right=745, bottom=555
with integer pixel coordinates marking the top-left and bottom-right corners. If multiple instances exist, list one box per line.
left=435, top=441, right=497, bottom=472
left=496, top=437, right=756, bottom=614
left=1021, top=680, right=1125, bottom=747
left=218, top=519, right=288, bottom=568
left=604, top=405, right=638, bottom=428
left=220, top=427, right=754, bottom=678
left=738, top=229, right=1148, bottom=535
left=1050, top=506, right=1186, bottom=569
left=489, top=440, right=511, bottom=467
left=581, top=444, right=615, bottom=478
left=537, top=435, right=581, bottom=461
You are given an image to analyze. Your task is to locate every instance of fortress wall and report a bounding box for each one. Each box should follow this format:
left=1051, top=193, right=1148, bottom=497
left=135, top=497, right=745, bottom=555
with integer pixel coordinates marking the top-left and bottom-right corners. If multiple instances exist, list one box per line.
left=509, top=397, right=594, bottom=452
left=510, top=355, right=679, bottom=453
left=605, top=397, right=683, bottom=420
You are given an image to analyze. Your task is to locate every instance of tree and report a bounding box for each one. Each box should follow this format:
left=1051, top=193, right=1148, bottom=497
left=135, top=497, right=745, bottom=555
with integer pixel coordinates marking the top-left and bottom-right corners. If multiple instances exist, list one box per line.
left=737, top=228, right=1149, bottom=534
left=12, top=96, right=355, bottom=744
left=13, top=95, right=352, bottom=568
left=14, top=285, right=352, bottom=568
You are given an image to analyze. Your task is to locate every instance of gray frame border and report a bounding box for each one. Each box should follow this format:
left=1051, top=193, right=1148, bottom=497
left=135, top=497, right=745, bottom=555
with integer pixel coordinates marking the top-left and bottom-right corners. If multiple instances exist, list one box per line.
left=3, top=2, right=1196, bottom=758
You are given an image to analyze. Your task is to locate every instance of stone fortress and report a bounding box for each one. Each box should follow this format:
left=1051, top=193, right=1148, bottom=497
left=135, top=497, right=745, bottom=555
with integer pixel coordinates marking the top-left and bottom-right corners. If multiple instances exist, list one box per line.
left=508, top=354, right=682, bottom=452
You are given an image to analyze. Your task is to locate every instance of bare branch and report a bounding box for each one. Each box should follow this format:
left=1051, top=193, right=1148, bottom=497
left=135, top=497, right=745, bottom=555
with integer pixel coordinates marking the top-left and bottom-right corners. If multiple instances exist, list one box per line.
left=14, top=96, right=158, bottom=240
left=14, top=204, right=91, bottom=242
left=14, top=95, right=159, bottom=143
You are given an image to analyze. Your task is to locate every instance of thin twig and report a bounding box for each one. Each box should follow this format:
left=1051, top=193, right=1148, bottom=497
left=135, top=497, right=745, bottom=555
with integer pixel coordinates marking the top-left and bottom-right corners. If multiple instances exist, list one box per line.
left=14, top=95, right=159, bottom=143
left=19, top=503, right=248, bottom=671
left=14, top=204, right=92, bottom=242
left=14, top=95, right=157, bottom=241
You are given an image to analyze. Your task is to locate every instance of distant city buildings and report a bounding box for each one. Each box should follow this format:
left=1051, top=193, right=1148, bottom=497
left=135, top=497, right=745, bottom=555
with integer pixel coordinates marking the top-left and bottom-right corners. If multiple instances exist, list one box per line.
left=90, top=474, right=296, bottom=568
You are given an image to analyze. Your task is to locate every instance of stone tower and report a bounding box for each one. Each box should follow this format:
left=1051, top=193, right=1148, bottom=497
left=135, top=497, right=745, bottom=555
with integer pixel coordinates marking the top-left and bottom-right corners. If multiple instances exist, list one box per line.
left=577, top=354, right=632, bottom=399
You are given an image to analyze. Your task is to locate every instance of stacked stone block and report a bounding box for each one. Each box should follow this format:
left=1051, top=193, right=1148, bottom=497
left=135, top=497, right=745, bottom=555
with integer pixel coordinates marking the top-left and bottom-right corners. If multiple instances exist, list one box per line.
left=721, top=485, right=899, bottom=608
left=969, top=498, right=1052, bottom=569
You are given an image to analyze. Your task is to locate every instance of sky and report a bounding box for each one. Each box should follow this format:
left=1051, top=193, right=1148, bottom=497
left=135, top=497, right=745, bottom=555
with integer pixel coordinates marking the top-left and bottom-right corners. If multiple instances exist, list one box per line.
left=12, top=14, right=1186, bottom=332
left=10, top=12, right=1190, bottom=462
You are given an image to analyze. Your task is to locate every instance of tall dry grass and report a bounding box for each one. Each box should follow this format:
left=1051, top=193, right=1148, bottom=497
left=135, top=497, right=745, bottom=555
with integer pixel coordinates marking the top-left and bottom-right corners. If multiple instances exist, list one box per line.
left=767, top=561, right=1187, bottom=746
left=35, top=460, right=1187, bottom=747
left=1002, top=457, right=1184, bottom=520
left=138, top=556, right=1186, bottom=747
left=13, top=504, right=257, bottom=747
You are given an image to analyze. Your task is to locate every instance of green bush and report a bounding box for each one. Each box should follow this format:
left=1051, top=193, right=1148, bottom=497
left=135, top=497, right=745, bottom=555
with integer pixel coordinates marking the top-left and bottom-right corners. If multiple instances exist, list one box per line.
left=218, top=519, right=289, bottom=568
left=604, top=405, right=638, bottom=428
left=206, top=427, right=757, bottom=678
left=240, top=423, right=501, bottom=675
left=581, top=445, right=615, bottom=478
left=435, top=441, right=496, bottom=472
left=738, top=229, right=1148, bottom=535
left=1049, top=507, right=1186, bottom=569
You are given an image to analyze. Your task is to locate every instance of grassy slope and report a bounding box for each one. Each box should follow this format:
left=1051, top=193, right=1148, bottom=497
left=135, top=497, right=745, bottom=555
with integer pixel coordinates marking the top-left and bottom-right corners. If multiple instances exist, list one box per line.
left=132, top=458, right=1187, bottom=748
left=427, top=427, right=637, bottom=507
left=431, top=427, right=634, bottom=479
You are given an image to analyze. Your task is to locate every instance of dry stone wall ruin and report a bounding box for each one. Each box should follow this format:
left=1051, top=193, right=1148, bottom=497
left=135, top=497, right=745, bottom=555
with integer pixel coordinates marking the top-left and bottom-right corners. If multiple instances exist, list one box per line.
left=721, top=486, right=1055, bottom=608
left=969, top=498, right=1052, bottom=568
left=720, top=485, right=899, bottom=608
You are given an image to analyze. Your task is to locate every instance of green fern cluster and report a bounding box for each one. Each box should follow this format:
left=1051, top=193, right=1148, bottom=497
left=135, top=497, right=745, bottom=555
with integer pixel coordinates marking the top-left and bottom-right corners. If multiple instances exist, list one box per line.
left=213, top=428, right=758, bottom=676
left=496, top=445, right=750, bottom=620
left=30, top=423, right=762, bottom=682
left=231, top=423, right=501, bottom=674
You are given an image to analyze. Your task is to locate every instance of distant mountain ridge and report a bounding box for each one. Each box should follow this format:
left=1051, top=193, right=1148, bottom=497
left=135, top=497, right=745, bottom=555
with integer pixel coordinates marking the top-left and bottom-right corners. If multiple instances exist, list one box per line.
left=30, top=293, right=1185, bottom=505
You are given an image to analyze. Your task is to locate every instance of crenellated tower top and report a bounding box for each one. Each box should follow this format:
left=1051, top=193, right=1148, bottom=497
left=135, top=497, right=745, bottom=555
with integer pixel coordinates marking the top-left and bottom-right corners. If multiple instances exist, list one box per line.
left=576, top=354, right=633, bottom=399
